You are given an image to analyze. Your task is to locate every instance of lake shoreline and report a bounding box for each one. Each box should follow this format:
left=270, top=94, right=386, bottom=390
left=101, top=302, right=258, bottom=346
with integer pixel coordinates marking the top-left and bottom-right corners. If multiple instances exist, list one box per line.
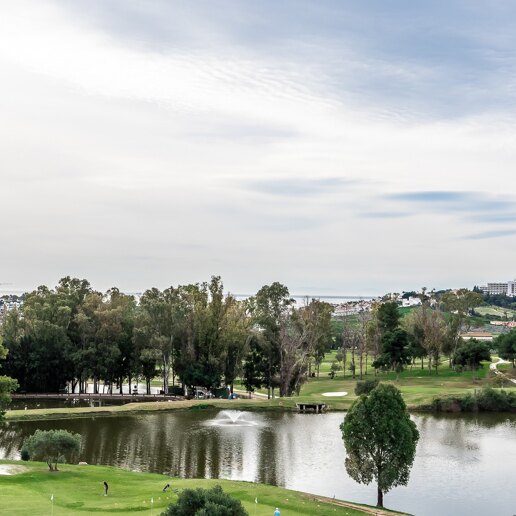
left=5, top=391, right=516, bottom=422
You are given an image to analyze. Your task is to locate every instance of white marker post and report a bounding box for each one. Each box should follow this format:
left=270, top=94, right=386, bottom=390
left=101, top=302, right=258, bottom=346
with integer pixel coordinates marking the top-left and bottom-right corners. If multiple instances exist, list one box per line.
left=150, top=497, right=154, bottom=516
left=50, top=494, right=54, bottom=516
left=254, top=496, right=258, bottom=516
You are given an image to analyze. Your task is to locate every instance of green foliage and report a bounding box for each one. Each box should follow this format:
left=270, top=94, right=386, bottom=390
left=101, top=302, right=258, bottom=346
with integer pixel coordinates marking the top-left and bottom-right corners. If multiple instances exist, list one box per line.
left=372, top=328, right=411, bottom=374
left=441, top=288, right=483, bottom=316
left=161, top=485, right=248, bottom=516
left=496, top=331, right=516, bottom=366
left=341, top=384, right=419, bottom=507
left=354, top=378, right=379, bottom=396
left=0, top=375, right=18, bottom=419
left=22, top=429, right=81, bottom=470
left=431, top=388, right=516, bottom=412
left=453, top=339, right=491, bottom=371
left=377, top=302, right=400, bottom=334
left=482, top=292, right=516, bottom=309
left=475, top=388, right=516, bottom=411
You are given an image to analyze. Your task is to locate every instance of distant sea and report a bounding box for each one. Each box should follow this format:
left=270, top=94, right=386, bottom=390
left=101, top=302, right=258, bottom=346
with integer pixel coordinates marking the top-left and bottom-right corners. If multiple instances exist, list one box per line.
left=1, top=290, right=376, bottom=304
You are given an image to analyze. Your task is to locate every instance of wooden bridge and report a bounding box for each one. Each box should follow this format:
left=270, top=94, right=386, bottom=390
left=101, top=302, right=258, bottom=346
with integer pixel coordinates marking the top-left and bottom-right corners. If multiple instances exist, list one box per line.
left=296, top=402, right=326, bottom=413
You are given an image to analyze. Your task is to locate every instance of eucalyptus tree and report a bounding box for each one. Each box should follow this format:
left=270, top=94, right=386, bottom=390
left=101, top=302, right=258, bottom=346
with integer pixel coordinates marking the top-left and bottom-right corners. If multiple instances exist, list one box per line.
left=10, top=284, right=75, bottom=392
left=247, top=282, right=293, bottom=398
left=274, top=299, right=333, bottom=397
left=136, top=286, right=185, bottom=393
left=105, top=289, right=137, bottom=393
left=441, top=288, right=483, bottom=357
left=221, top=296, right=251, bottom=392
left=175, top=277, right=234, bottom=391
left=301, top=299, right=333, bottom=379
left=403, top=309, right=427, bottom=369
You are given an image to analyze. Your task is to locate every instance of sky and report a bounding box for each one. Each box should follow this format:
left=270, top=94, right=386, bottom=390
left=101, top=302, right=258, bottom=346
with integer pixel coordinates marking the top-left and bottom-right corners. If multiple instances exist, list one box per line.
left=1, top=0, right=516, bottom=296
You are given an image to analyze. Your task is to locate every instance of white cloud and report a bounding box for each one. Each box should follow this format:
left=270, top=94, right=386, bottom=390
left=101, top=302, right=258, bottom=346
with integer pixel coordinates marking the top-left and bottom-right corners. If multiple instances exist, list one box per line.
left=1, top=1, right=516, bottom=294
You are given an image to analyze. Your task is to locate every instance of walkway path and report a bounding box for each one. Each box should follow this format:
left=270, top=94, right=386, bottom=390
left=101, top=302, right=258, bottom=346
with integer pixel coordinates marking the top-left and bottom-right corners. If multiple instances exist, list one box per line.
left=490, top=357, right=516, bottom=385
left=312, top=495, right=411, bottom=516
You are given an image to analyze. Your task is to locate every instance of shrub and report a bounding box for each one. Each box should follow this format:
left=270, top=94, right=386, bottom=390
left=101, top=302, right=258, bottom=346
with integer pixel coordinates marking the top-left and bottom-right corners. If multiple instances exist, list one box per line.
left=22, top=429, right=81, bottom=471
left=475, top=388, right=516, bottom=412
left=161, top=485, right=248, bottom=516
left=20, top=448, right=30, bottom=461
left=460, top=393, right=477, bottom=412
left=355, top=379, right=380, bottom=396
left=430, top=388, right=516, bottom=413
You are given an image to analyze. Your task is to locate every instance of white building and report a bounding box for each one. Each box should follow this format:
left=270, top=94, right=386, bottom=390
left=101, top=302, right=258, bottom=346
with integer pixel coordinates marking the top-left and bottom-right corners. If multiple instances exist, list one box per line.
left=480, top=280, right=516, bottom=296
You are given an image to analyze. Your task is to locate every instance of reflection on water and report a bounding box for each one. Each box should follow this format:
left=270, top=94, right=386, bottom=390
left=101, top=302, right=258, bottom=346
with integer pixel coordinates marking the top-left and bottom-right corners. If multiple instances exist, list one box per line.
left=0, top=410, right=515, bottom=516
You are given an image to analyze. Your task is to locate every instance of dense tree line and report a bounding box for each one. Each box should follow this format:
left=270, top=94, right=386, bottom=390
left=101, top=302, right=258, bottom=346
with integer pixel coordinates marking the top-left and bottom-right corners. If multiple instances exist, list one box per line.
left=0, top=277, right=333, bottom=397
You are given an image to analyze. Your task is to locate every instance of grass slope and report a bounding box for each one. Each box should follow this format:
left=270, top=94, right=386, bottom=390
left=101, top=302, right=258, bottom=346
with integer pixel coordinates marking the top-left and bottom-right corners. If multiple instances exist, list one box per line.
left=0, top=461, right=402, bottom=516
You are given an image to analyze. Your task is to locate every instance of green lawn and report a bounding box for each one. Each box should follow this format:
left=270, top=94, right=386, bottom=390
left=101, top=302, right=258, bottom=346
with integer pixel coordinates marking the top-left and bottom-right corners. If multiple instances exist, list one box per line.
left=0, top=461, right=402, bottom=516
left=474, top=305, right=516, bottom=319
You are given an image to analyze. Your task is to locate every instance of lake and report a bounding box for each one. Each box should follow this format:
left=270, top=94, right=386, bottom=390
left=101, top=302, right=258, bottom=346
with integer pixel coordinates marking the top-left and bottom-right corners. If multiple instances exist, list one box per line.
left=0, top=410, right=514, bottom=515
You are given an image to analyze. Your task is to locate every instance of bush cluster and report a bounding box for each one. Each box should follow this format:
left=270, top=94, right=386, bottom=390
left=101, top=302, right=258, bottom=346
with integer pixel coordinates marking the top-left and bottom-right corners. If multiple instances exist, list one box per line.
left=161, top=485, right=248, bottom=516
left=431, top=388, right=516, bottom=413
left=354, top=379, right=380, bottom=396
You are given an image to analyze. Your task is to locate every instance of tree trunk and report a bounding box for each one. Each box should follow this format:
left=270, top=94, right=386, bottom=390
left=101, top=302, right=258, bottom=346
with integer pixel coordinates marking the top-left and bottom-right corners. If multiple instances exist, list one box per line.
left=163, top=352, right=170, bottom=394
left=377, top=486, right=383, bottom=507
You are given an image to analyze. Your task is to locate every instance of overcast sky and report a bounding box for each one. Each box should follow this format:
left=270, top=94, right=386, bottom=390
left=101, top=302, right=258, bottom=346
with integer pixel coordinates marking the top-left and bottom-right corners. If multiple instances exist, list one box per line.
left=1, top=1, right=516, bottom=296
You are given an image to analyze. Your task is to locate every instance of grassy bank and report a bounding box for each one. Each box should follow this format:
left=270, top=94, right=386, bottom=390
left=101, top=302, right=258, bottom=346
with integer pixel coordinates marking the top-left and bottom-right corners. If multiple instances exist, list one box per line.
left=0, top=461, right=405, bottom=515
left=4, top=398, right=301, bottom=422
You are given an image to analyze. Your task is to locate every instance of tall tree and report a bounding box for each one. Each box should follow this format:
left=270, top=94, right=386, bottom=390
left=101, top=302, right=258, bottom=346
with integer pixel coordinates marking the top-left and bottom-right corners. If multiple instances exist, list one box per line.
left=136, top=286, right=185, bottom=393
left=341, top=384, right=419, bottom=507
left=372, top=328, right=411, bottom=378
left=377, top=302, right=401, bottom=335
left=441, top=288, right=483, bottom=358
left=248, top=282, right=293, bottom=398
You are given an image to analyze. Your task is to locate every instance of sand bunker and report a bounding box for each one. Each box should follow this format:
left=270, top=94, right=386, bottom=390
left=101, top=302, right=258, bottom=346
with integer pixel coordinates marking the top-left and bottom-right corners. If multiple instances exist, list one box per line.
left=0, top=464, right=28, bottom=476
left=321, top=392, right=348, bottom=397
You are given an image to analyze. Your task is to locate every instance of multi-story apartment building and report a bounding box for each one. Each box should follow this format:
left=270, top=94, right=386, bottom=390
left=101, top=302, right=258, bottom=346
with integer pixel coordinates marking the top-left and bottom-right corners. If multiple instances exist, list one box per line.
left=480, top=280, right=516, bottom=296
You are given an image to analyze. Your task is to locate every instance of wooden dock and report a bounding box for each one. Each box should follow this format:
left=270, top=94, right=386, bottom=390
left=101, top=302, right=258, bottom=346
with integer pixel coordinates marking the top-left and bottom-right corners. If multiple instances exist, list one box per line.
left=296, top=402, right=326, bottom=413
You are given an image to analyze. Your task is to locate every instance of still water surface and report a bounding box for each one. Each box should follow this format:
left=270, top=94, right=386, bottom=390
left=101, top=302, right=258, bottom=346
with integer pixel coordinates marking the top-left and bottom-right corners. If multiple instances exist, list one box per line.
left=1, top=410, right=514, bottom=516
